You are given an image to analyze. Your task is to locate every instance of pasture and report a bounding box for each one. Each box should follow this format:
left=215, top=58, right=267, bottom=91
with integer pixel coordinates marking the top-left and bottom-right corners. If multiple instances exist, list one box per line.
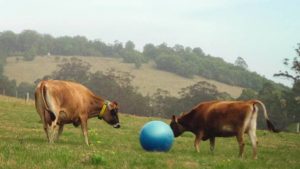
left=0, top=95, right=299, bottom=169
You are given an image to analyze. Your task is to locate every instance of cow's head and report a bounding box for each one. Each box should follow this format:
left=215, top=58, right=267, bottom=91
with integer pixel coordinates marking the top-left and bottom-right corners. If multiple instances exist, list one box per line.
left=170, top=115, right=185, bottom=137
left=99, top=101, right=120, bottom=128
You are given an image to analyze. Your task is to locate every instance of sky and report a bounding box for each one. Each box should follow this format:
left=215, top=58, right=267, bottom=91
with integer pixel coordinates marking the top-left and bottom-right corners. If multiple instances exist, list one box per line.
left=0, top=0, right=299, bottom=87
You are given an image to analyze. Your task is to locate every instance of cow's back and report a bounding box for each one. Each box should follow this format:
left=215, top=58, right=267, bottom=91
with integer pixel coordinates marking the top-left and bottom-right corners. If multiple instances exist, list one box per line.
left=194, top=101, right=253, bottom=138
left=35, top=80, right=96, bottom=122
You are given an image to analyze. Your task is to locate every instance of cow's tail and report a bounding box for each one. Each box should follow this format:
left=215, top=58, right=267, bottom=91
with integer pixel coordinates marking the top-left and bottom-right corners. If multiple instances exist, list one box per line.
left=40, top=81, right=56, bottom=122
left=252, top=100, right=279, bottom=133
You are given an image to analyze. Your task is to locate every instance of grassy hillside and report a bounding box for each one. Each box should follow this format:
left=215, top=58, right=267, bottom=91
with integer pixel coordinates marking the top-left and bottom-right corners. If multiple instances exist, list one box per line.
left=4, top=56, right=243, bottom=98
left=0, top=95, right=299, bottom=169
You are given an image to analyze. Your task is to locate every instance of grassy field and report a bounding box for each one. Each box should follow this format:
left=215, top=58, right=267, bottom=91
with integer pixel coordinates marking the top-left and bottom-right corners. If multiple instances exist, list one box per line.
left=0, top=95, right=299, bottom=169
left=4, top=56, right=243, bottom=98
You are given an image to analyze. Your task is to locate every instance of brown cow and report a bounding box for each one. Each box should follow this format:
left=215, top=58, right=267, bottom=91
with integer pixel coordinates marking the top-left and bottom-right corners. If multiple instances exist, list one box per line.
left=35, top=80, right=120, bottom=145
left=170, top=100, right=278, bottom=159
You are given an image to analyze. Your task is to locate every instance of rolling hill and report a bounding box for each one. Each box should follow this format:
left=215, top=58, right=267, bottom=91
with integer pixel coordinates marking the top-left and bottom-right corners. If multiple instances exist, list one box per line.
left=4, top=56, right=243, bottom=98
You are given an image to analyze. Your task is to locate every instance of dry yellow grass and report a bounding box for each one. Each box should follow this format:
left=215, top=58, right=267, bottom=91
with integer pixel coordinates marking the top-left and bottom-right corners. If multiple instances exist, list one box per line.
left=4, top=56, right=243, bottom=98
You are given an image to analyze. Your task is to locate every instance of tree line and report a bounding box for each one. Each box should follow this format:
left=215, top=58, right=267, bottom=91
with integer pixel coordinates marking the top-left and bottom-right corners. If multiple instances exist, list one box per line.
left=0, top=30, right=286, bottom=91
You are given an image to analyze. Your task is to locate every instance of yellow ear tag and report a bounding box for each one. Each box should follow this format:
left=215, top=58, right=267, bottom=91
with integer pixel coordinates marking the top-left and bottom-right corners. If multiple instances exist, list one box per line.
left=99, top=104, right=107, bottom=118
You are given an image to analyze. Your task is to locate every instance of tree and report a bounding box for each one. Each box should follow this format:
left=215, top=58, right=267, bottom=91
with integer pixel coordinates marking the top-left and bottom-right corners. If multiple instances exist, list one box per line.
left=122, top=50, right=144, bottom=68
left=257, top=82, right=286, bottom=129
left=0, top=31, right=17, bottom=56
left=274, top=44, right=300, bottom=85
left=151, top=89, right=177, bottom=117
left=51, top=57, right=91, bottom=84
left=113, top=40, right=123, bottom=57
left=235, top=56, right=248, bottom=69
left=17, top=30, right=40, bottom=53
left=178, top=81, right=231, bottom=111
left=125, top=41, right=135, bottom=51
left=274, top=43, right=300, bottom=125
left=87, top=69, right=151, bottom=116
left=237, top=88, right=258, bottom=100
left=0, top=75, right=17, bottom=96
left=23, top=47, right=36, bottom=61
left=192, top=47, right=205, bottom=57
left=143, top=43, right=158, bottom=60
left=17, top=82, right=35, bottom=99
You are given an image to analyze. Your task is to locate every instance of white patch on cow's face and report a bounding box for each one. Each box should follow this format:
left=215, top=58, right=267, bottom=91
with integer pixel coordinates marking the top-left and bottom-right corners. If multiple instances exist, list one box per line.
left=105, top=101, right=113, bottom=110
left=222, top=125, right=233, bottom=132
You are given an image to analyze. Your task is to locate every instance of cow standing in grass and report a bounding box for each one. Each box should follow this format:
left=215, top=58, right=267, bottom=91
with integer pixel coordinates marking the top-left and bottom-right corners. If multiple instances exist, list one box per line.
left=170, top=100, right=278, bottom=159
left=35, top=80, right=120, bottom=145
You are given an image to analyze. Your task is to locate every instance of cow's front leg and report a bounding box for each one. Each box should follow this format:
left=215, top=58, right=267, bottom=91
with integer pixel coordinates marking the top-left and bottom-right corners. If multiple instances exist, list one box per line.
left=209, top=137, right=215, bottom=153
left=194, top=131, right=203, bottom=152
left=43, top=122, right=50, bottom=142
left=55, top=124, right=64, bottom=141
left=80, top=117, right=89, bottom=146
left=48, top=122, right=58, bottom=143
left=48, top=114, right=60, bottom=144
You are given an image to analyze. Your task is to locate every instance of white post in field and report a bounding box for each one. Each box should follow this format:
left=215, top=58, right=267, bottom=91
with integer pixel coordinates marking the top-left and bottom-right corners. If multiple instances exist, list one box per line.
left=26, top=92, right=29, bottom=103
left=297, top=122, right=300, bottom=133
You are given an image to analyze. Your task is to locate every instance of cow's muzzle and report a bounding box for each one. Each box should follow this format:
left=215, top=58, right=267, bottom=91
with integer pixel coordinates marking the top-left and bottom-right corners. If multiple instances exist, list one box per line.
left=113, top=123, right=120, bottom=128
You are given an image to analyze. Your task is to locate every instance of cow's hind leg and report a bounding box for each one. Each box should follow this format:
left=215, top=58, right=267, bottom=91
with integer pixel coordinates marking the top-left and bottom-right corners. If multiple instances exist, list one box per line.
left=248, top=129, right=257, bottom=159
left=249, top=108, right=258, bottom=159
left=209, top=137, right=215, bottom=153
left=236, top=132, right=245, bottom=158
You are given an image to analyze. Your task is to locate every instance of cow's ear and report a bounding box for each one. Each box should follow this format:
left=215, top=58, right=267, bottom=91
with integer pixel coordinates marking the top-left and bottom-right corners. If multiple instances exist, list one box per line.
left=172, top=115, right=178, bottom=123
left=112, top=101, right=118, bottom=106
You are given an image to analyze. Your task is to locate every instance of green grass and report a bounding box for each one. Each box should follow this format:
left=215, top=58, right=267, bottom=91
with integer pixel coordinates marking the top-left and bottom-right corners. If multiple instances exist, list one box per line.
left=0, top=95, right=299, bottom=169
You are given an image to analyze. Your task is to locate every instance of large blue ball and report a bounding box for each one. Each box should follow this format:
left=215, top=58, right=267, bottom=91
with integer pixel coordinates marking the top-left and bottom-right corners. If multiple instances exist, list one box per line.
left=139, top=121, right=174, bottom=152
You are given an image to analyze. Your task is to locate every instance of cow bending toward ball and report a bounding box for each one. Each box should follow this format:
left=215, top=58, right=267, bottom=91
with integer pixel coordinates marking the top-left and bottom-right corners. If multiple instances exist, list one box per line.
left=35, top=80, right=120, bottom=145
left=170, top=100, right=278, bottom=159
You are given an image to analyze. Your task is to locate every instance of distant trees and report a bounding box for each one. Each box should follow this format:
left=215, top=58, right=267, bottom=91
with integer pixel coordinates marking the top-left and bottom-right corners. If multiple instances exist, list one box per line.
left=151, top=81, right=233, bottom=118
left=122, top=41, right=145, bottom=69
left=0, top=30, right=123, bottom=59
left=0, top=74, right=35, bottom=100
left=0, top=30, right=283, bottom=91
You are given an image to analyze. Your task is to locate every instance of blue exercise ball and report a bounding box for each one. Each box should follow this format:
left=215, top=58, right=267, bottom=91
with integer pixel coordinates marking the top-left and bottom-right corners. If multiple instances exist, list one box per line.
left=139, top=120, right=174, bottom=152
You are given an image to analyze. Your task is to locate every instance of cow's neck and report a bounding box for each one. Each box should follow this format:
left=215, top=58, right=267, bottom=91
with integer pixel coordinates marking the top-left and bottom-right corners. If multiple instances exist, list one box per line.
left=87, top=95, right=106, bottom=118
left=178, top=109, right=197, bottom=133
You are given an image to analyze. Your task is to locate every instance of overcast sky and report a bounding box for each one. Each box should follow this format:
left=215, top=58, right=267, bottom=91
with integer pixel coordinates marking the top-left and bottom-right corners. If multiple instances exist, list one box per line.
left=1, top=0, right=299, bottom=87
